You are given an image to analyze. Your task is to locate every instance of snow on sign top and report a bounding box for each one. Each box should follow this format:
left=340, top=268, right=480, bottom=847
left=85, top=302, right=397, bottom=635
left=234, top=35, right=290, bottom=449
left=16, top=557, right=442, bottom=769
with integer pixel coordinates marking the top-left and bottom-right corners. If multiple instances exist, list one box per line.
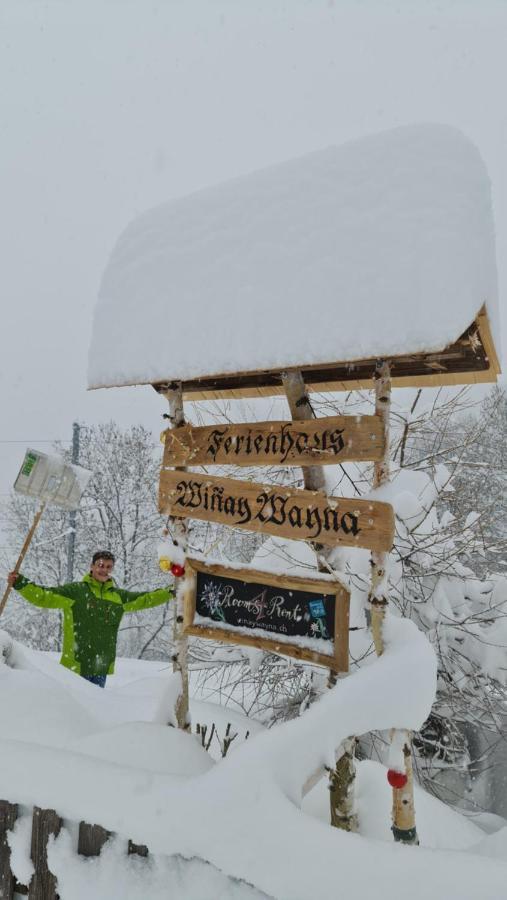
left=88, top=125, right=499, bottom=394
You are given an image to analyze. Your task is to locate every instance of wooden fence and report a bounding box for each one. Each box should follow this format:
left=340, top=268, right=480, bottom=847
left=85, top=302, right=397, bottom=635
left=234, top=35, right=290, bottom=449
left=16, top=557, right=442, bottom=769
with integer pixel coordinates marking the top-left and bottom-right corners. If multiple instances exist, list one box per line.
left=0, top=800, right=147, bottom=899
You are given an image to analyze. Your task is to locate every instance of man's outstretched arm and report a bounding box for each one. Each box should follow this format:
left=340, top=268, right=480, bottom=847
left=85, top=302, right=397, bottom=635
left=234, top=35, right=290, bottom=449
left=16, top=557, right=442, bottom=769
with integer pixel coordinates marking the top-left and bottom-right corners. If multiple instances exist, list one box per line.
left=7, top=571, right=74, bottom=610
left=119, top=585, right=175, bottom=613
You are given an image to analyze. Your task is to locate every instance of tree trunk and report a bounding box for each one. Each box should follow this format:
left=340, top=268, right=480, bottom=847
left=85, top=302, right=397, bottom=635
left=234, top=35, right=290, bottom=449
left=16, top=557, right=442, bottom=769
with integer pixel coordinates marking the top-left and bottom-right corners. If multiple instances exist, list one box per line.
left=281, top=370, right=357, bottom=833
left=161, top=382, right=190, bottom=732
left=369, top=361, right=418, bottom=845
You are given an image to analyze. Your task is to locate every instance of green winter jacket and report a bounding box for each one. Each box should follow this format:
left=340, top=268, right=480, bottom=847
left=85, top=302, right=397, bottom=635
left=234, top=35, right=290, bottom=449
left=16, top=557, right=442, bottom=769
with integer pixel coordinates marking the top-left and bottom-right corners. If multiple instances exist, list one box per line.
left=13, top=573, right=174, bottom=677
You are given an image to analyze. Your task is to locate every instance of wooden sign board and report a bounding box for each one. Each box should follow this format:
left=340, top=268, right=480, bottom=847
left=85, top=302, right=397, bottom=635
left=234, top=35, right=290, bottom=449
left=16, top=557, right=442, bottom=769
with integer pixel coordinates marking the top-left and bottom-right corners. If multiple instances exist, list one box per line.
left=159, top=470, right=395, bottom=552
left=162, top=415, right=384, bottom=468
left=183, top=559, right=350, bottom=671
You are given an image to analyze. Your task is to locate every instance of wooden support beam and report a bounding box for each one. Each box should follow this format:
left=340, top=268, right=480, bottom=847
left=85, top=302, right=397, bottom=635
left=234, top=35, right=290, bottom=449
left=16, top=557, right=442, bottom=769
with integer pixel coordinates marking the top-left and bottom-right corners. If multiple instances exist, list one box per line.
left=281, top=370, right=358, bottom=834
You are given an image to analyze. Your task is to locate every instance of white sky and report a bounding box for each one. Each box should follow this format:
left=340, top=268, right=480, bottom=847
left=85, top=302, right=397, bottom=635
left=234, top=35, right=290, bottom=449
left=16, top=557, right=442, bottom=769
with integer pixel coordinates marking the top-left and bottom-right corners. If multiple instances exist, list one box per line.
left=1, top=0, right=506, bottom=502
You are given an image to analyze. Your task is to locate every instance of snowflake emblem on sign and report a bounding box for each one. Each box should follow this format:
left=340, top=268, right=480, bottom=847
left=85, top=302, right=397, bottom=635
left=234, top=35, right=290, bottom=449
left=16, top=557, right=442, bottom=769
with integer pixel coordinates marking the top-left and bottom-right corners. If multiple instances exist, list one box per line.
left=201, top=580, right=226, bottom=622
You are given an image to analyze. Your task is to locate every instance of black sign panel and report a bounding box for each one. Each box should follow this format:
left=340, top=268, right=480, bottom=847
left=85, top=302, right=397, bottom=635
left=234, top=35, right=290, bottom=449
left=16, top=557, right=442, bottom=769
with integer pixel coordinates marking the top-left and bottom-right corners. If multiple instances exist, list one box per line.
left=195, top=570, right=335, bottom=644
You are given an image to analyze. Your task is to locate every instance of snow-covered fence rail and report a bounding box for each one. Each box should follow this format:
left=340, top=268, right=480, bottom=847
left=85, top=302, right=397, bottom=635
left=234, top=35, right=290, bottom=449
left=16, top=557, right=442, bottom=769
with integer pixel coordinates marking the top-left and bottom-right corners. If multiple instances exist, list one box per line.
left=0, top=800, right=148, bottom=899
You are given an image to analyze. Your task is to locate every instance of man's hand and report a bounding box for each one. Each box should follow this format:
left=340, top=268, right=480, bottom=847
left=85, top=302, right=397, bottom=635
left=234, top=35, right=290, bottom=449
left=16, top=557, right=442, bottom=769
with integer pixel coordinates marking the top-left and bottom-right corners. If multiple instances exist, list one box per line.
left=7, top=571, right=19, bottom=588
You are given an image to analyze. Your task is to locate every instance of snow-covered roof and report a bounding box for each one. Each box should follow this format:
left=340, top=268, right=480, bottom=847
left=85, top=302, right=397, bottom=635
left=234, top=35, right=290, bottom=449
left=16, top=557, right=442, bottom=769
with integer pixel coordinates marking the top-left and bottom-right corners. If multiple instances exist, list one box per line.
left=88, top=125, right=500, bottom=394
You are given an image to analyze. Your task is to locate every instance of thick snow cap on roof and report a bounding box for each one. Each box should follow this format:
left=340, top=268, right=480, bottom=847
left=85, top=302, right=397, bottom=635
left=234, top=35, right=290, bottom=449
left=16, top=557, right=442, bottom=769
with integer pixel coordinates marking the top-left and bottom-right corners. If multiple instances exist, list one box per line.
left=88, top=124, right=499, bottom=390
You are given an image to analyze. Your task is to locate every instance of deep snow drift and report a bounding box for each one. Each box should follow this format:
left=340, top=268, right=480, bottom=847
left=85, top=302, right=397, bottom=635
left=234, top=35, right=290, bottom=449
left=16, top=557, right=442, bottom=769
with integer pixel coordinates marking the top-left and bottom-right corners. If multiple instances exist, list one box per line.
left=1, top=627, right=507, bottom=899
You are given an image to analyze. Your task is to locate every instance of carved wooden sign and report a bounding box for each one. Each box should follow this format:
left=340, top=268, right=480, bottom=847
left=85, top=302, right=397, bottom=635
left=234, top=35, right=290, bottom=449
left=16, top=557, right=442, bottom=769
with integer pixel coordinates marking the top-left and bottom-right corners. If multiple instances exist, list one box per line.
left=162, top=415, right=384, bottom=467
left=183, top=560, right=350, bottom=670
left=159, top=470, right=395, bottom=552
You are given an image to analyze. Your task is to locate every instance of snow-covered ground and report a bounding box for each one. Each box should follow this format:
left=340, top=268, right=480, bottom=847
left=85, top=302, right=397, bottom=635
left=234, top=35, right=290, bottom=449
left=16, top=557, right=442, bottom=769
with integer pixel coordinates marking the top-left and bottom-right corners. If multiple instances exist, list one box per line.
left=1, top=628, right=506, bottom=899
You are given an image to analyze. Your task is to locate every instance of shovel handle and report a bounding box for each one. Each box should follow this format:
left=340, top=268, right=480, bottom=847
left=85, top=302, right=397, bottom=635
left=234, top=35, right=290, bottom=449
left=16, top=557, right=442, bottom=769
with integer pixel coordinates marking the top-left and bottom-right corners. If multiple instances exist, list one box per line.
left=0, top=502, right=46, bottom=617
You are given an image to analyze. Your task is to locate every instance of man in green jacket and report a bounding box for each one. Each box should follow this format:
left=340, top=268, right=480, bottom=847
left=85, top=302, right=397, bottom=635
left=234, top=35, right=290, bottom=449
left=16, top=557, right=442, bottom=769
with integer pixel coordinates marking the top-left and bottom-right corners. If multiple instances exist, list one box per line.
left=7, top=550, right=175, bottom=687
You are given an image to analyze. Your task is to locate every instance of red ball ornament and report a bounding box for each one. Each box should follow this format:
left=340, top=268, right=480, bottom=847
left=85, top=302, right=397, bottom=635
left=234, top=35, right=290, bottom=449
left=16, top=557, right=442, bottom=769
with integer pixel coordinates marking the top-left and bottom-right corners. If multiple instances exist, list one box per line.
left=387, top=769, right=408, bottom=789
left=171, top=563, right=185, bottom=578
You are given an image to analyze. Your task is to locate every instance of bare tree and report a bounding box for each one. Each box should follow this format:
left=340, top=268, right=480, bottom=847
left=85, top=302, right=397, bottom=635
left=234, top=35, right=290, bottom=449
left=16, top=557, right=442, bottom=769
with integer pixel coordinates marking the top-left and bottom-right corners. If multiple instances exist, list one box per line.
left=0, top=423, right=174, bottom=660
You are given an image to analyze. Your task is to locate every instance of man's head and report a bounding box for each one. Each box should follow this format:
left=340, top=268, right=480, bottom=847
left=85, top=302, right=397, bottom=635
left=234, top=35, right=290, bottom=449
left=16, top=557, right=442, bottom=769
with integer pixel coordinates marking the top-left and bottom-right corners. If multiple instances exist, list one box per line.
left=90, top=551, right=115, bottom=583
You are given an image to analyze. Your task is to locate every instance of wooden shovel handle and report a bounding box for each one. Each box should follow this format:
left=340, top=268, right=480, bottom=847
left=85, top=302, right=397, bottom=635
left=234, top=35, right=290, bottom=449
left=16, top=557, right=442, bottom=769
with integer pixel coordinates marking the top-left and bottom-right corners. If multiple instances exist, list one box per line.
left=0, top=502, right=46, bottom=617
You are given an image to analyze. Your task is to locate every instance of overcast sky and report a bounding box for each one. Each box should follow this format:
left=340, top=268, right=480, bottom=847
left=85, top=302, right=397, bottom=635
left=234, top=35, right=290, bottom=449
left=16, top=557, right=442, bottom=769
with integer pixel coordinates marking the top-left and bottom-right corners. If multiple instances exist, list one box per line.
left=1, top=0, right=506, bottom=502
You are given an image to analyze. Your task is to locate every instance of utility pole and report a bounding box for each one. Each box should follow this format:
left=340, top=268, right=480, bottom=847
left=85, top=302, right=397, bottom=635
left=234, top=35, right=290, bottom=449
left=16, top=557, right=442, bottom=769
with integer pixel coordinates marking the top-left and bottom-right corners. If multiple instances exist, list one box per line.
left=66, top=421, right=80, bottom=583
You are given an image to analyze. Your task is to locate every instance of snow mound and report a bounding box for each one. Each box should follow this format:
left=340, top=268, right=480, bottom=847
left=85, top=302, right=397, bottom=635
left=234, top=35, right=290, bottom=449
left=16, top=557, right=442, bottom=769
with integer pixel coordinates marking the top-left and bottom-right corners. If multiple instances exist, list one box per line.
left=0, top=631, right=182, bottom=744
left=471, top=826, right=507, bottom=861
left=89, top=124, right=498, bottom=389
left=47, top=832, right=271, bottom=900
left=66, top=721, right=214, bottom=776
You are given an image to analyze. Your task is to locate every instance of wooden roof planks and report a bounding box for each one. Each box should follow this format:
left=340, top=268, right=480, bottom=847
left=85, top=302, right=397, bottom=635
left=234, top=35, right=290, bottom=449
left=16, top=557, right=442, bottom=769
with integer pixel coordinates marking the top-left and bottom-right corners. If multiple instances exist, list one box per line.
left=153, top=308, right=500, bottom=401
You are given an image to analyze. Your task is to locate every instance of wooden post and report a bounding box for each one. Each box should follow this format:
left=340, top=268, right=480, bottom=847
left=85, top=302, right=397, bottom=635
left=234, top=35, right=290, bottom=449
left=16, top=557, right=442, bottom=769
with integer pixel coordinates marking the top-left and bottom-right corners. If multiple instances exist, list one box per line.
left=281, top=370, right=357, bottom=833
left=128, top=839, right=149, bottom=857
left=77, top=821, right=111, bottom=857
left=28, top=807, right=61, bottom=900
left=369, top=360, right=418, bottom=845
left=0, top=502, right=46, bottom=618
left=0, top=800, right=18, bottom=900
left=160, top=381, right=190, bottom=732
left=280, top=372, right=326, bottom=495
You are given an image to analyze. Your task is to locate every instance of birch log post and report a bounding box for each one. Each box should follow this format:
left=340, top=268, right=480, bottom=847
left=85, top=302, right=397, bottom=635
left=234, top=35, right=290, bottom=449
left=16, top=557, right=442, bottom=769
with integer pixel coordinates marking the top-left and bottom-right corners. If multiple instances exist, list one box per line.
left=368, top=360, right=418, bottom=845
left=369, top=360, right=391, bottom=655
left=391, top=731, right=418, bottom=846
left=160, top=382, right=190, bottom=732
left=281, top=370, right=357, bottom=833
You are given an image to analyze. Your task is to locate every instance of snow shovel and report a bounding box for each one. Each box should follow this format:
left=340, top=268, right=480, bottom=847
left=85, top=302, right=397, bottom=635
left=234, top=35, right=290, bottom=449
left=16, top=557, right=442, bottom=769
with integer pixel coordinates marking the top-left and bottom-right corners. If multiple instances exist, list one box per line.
left=0, top=448, right=92, bottom=617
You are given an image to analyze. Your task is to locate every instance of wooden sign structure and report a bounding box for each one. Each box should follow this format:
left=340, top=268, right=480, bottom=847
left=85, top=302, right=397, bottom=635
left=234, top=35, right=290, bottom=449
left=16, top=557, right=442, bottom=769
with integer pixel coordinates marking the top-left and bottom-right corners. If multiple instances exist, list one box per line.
left=94, top=141, right=501, bottom=844
left=161, top=415, right=385, bottom=467
left=159, top=470, right=395, bottom=553
left=183, top=559, right=350, bottom=671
